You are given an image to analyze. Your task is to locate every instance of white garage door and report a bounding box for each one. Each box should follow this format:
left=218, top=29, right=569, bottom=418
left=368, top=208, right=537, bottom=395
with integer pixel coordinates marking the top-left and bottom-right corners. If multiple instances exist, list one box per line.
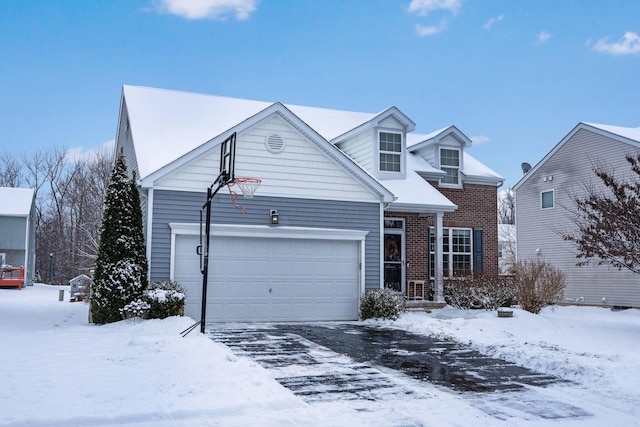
left=174, top=234, right=360, bottom=322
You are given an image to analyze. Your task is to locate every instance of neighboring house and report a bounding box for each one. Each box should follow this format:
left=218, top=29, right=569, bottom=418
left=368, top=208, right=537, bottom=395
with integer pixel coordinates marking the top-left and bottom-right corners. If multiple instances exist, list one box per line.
left=498, top=224, right=516, bottom=275
left=115, top=85, right=503, bottom=322
left=514, top=122, right=640, bottom=307
left=0, top=187, right=36, bottom=286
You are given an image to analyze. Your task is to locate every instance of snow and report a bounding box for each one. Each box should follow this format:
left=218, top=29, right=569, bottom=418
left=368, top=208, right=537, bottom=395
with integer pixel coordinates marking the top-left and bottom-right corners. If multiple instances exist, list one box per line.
left=0, top=187, right=34, bottom=217
left=584, top=122, right=640, bottom=143
left=2, top=284, right=640, bottom=426
left=123, top=86, right=377, bottom=179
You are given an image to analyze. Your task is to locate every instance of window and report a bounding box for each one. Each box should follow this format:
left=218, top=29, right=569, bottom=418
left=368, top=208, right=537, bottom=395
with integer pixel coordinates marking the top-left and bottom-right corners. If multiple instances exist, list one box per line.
left=429, top=228, right=472, bottom=278
left=498, top=243, right=503, bottom=258
left=440, top=148, right=460, bottom=185
left=0, top=253, right=5, bottom=267
left=379, top=132, right=402, bottom=172
left=541, top=190, right=554, bottom=209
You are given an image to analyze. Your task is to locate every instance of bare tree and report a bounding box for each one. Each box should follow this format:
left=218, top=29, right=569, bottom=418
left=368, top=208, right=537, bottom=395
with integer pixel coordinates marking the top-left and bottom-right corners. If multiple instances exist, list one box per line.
left=498, top=188, right=515, bottom=224
left=0, top=153, right=23, bottom=187
left=19, top=145, right=114, bottom=284
left=563, top=154, right=640, bottom=274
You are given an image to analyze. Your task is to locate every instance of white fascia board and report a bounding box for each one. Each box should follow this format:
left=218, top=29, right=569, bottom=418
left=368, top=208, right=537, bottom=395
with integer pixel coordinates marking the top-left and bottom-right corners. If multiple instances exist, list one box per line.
left=462, top=175, right=504, bottom=187
left=409, top=125, right=472, bottom=152
left=169, top=223, right=369, bottom=241
left=332, top=106, right=416, bottom=145
left=385, top=202, right=458, bottom=214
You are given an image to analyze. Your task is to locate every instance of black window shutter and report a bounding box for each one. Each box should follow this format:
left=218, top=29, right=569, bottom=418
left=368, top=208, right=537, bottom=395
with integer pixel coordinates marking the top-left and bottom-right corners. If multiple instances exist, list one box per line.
left=473, top=229, right=483, bottom=275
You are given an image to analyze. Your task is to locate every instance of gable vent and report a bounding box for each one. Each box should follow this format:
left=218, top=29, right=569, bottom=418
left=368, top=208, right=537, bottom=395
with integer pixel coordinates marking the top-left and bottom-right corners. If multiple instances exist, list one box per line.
left=265, top=133, right=285, bottom=153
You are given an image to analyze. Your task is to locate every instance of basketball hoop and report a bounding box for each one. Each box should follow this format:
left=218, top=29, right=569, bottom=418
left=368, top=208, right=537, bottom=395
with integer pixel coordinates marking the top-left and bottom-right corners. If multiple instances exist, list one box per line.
left=227, top=177, right=261, bottom=214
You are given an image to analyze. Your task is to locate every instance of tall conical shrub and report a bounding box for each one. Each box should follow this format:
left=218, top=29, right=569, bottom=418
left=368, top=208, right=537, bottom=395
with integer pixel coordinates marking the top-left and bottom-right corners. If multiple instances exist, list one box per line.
left=90, top=150, right=148, bottom=324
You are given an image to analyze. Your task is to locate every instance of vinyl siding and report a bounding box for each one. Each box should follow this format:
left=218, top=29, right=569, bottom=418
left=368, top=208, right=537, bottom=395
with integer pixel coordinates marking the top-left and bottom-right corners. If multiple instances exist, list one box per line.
left=156, top=114, right=378, bottom=203
left=115, top=103, right=140, bottom=179
left=0, top=217, right=27, bottom=250
left=516, top=128, right=640, bottom=307
left=338, top=130, right=374, bottom=172
left=150, top=189, right=381, bottom=289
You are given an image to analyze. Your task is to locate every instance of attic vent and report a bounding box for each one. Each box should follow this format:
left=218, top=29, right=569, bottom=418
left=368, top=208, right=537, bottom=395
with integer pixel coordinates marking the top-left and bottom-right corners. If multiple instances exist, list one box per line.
left=265, top=133, right=285, bottom=153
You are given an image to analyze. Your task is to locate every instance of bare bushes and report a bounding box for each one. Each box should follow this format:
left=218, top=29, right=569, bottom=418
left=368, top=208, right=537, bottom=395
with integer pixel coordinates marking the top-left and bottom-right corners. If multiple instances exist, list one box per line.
left=512, top=259, right=566, bottom=314
left=444, top=275, right=513, bottom=310
left=444, top=260, right=565, bottom=314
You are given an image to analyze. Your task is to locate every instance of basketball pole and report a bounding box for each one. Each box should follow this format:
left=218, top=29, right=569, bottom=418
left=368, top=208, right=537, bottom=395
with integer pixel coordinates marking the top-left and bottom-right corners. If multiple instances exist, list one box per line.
left=181, top=181, right=223, bottom=337
left=181, top=133, right=240, bottom=337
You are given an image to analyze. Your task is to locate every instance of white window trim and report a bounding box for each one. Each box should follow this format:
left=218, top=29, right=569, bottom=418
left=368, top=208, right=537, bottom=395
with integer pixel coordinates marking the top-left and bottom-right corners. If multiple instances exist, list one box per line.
left=541, top=190, right=555, bottom=210
left=377, top=130, right=404, bottom=175
left=438, top=147, right=462, bottom=188
left=429, top=227, right=473, bottom=278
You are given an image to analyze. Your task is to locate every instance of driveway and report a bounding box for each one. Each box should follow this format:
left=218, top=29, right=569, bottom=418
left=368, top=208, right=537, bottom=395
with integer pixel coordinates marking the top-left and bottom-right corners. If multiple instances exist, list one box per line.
left=208, top=323, right=591, bottom=422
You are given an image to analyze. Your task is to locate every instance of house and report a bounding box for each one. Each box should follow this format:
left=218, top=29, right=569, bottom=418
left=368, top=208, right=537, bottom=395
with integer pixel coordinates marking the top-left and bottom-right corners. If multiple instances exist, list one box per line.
left=513, top=122, right=640, bottom=307
left=0, top=187, right=36, bottom=287
left=115, top=85, right=503, bottom=322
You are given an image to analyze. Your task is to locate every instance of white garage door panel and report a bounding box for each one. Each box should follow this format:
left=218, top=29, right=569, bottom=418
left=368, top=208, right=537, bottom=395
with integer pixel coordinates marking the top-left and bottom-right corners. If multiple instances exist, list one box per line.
left=174, top=234, right=360, bottom=322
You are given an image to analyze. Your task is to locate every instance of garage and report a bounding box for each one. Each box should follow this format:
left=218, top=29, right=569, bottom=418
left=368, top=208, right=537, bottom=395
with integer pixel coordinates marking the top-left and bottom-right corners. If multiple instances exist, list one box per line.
left=171, top=225, right=366, bottom=322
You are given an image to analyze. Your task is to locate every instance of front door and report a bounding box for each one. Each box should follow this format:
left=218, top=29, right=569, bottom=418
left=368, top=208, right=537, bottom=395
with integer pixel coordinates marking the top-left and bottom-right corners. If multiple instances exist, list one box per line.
left=383, top=219, right=405, bottom=293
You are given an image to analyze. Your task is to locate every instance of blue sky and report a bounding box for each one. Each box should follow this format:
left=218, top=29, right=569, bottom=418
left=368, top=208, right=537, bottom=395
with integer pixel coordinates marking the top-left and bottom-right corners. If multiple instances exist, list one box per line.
left=1, top=0, right=638, bottom=187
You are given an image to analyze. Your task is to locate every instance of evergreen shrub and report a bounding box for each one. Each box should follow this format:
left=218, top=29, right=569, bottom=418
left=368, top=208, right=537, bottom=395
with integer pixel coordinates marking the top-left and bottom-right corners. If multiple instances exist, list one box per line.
left=143, top=281, right=186, bottom=319
left=360, top=288, right=406, bottom=320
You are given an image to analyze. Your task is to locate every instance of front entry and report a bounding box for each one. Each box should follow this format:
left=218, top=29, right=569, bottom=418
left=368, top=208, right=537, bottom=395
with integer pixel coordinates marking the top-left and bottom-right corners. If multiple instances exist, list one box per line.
left=383, top=219, right=404, bottom=293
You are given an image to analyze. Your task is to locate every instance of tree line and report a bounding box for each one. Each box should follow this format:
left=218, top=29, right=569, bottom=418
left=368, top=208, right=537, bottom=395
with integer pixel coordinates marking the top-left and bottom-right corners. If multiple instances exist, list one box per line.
left=0, top=146, right=113, bottom=284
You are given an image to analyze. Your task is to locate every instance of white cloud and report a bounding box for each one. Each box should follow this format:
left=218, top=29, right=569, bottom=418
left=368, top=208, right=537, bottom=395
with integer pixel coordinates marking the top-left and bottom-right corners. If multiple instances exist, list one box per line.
left=65, top=140, right=115, bottom=163
left=415, top=21, right=447, bottom=36
left=483, top=14, right=503, bottom=30
left=408, top=0, right=462, bottom=16
left=593, top=31, right=640, bottom=55
left=537, top=30, right=551, bottom=43
left=470, top=135, right=490, bottom=145
left=153, top=0, right=258, bottom=21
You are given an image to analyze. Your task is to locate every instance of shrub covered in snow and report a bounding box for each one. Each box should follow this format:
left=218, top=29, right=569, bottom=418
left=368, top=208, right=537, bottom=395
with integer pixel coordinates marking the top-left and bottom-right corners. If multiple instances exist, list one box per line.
left=90, top=151, right=149, bottom=324
left=512, top=259, right=566, bottom=314
left=119, top=298, right=151, bottom=322
left=444, top=275, right=514, bottom=310
left=143, top=281, right=186, bottom=319
left=360, top=288, right=406, bottom=320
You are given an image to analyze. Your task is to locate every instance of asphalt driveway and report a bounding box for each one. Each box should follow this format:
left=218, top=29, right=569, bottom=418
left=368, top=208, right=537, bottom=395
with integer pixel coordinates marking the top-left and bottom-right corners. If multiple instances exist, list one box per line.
left=208, top=323, right=591, bottom=422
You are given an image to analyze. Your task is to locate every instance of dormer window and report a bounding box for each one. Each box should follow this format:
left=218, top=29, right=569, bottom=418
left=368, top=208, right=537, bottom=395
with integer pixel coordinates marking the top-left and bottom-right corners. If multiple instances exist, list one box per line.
left=379, top=131, right=402, bottom=172
left=440, top=148, right=460, bottom=185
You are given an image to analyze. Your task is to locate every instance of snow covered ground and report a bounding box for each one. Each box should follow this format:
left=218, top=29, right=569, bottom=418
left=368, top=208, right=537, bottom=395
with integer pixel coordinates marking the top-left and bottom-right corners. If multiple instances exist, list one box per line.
left=1, top=284, right=639, bottom=426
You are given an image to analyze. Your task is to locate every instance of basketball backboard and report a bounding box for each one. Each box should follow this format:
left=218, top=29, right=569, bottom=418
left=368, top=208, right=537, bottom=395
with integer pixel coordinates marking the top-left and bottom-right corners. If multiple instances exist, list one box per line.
left=218, top=132, right=236, bottom=186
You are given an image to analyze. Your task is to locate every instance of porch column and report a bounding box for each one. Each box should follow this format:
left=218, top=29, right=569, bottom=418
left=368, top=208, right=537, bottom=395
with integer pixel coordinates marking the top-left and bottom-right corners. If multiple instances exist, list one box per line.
left=434, top=212, right=445, bottom=303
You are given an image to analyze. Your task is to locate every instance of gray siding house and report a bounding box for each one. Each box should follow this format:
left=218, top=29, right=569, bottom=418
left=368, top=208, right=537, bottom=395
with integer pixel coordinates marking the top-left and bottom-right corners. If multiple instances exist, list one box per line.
left=514, top=122, right=640, bottom=307
left=0, top=187, right=36, bottom=287
left=115, top=85, right=502, bottom=322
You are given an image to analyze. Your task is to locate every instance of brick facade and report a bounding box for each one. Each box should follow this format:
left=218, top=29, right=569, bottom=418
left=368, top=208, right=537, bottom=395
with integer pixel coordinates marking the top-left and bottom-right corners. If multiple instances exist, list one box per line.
left=385, top=182, right=499, bottom=294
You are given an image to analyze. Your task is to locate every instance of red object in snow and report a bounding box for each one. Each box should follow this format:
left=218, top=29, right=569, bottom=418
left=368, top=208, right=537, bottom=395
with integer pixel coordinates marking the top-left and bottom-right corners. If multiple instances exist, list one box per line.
left=0, top=266, right=25, bottom=289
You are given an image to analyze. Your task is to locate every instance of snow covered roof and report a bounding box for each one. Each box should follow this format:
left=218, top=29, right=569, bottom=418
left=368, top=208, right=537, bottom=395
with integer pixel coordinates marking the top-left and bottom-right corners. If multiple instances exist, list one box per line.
left=462, top=152, right=504, bottom=182
left=122, top=85, right=502, bottom=212
left=583, top=122, right=640, bottom=143
left=123, top=85, right=381, bottom=179
left=405, top=128, right=503, bottom=184
left=0, top=187, right=34, bottom=217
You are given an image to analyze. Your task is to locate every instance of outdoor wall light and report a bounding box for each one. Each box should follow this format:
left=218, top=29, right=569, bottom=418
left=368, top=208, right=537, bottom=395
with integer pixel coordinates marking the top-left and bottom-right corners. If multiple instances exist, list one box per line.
left=270, top=209, right=279, bottom=225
